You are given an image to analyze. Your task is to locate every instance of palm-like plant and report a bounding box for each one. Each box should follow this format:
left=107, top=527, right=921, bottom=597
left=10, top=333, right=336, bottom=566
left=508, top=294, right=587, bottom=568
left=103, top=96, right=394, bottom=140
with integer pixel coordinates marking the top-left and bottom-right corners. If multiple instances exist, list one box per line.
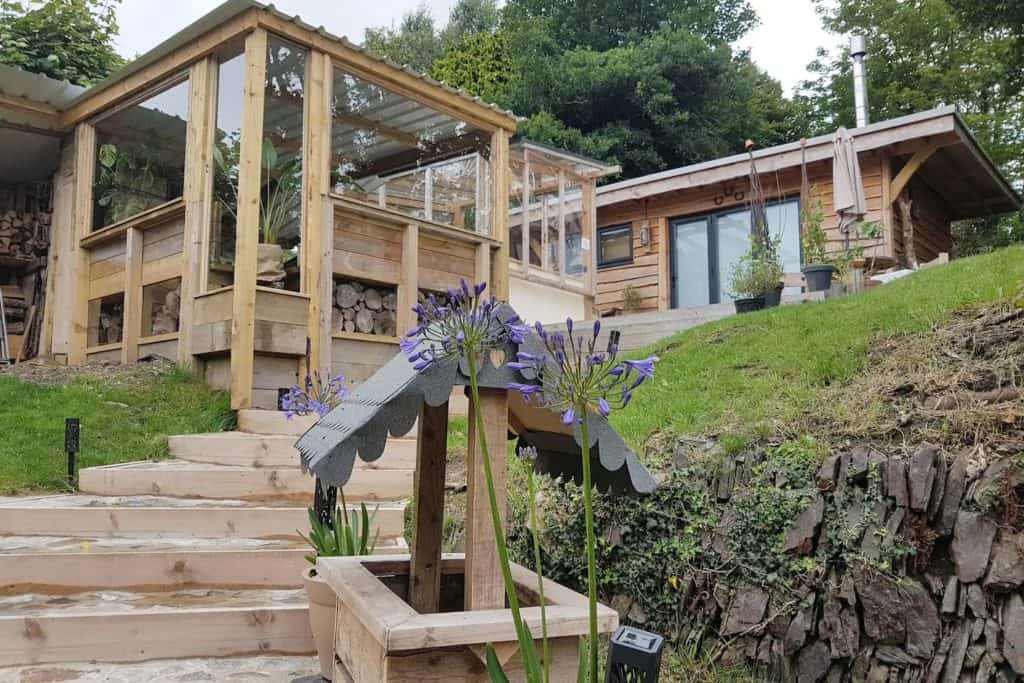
left=299, top=487, right=379, bottom=563
left=213, top=137, right=302, bottom=245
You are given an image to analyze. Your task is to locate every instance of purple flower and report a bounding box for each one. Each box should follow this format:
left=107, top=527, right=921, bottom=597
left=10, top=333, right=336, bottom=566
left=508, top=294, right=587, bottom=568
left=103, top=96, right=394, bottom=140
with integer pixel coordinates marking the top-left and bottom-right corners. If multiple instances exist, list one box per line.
left=624, top=357, right=657, bottom=379
left=281, top=372, right=347, bottom=419
left=508, top=382, right=539, bottom=395
left=598, top=398, right=611, bottom=417
left=562, top=408, right=575, bottom=425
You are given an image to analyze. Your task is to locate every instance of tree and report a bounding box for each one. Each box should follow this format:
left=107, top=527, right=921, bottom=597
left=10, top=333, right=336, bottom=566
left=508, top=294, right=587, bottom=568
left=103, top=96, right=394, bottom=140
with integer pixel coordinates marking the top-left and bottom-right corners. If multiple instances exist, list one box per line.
left=363, top=4, right=442, bottom=73
left=440, top=0, right=500, bottom=46
left=431, top=30, right=515, bottom=105
left=502, top=0, right=758, bottom=51
left=796, top=0, right=1024, bottom=254
left=0, top=0, right=124, bottom=85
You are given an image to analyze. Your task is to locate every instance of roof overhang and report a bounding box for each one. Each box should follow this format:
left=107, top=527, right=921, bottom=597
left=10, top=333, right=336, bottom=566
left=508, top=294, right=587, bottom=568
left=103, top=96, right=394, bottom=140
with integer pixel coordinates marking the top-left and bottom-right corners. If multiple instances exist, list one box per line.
left=598, top=106, right=1021, bottom=219
left=0, top=64, right=84, bottom=134
left=513, top=138, right=621, bottom=179
left=57, top=0, right=519, bottom=133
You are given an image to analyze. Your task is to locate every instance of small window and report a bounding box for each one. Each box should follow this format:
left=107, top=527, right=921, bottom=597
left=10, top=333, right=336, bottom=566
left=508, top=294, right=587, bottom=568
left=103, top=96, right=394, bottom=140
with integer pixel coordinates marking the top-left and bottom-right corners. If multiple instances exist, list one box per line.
left=597, top=224, right=633, bottom=268
left=141, top=278, right=182, bottom=337
left=88, top=292, right=124, bottom=347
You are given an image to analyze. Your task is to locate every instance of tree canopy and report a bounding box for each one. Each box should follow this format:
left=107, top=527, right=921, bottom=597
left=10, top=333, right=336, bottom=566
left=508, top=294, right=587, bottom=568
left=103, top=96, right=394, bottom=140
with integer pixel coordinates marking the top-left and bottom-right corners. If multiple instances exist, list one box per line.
left=0, top=0, right=124, bottom=86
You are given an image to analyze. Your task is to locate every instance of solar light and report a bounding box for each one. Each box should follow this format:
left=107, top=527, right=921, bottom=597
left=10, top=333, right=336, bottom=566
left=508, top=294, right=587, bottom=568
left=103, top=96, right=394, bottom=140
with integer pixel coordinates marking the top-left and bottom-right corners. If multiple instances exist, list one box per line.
left=605, top=625, right=664, bottom=682
left=65, top=418, right=80, bottom=487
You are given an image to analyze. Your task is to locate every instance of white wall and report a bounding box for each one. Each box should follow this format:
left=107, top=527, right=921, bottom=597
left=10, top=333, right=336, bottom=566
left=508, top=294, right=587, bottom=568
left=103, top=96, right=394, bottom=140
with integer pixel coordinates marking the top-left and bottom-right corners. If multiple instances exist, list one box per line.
left=509, top=276, right=587, bottom=326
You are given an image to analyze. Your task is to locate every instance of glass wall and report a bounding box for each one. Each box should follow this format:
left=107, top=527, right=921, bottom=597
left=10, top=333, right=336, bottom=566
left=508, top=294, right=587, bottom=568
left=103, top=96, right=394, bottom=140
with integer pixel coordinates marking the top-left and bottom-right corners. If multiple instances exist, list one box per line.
left=330, top=67, right=491, bottom=232
left=92, top=79, right=190, bottom=231
left=208, top=46, right=245, bottom=290
left=257, top=37, right=306, bottom=291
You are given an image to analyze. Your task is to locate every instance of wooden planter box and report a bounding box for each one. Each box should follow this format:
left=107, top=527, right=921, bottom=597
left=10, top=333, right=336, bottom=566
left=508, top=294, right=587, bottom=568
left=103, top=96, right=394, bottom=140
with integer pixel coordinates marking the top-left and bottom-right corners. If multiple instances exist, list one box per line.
left=318, top=553, right=618, bottom=682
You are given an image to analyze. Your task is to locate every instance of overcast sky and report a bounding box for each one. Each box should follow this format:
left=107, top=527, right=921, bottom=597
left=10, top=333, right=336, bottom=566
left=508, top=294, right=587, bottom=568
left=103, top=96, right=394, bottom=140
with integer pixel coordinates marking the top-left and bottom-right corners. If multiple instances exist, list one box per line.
left=115, top=0, right=837, bottom=95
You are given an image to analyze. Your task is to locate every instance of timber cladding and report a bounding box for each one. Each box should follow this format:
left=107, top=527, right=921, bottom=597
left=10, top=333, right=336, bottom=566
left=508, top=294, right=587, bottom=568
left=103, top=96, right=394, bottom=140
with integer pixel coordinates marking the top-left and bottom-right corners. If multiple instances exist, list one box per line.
left=88, top=239, right=127, bottom=300
left=418, top=233, right=476, bottom=292
left=333, top=212, right=403, bottom=285
left=596, top=152, right=891, bottom=314
left=140, top=215, right=185, bottom=286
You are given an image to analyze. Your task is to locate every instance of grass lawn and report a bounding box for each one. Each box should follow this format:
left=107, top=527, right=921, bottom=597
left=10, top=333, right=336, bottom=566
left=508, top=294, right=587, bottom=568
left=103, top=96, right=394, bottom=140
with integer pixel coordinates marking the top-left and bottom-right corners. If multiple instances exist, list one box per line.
left=612, top=245, right=1024, bottom=451
left=0, top=365, right=232, bottom=494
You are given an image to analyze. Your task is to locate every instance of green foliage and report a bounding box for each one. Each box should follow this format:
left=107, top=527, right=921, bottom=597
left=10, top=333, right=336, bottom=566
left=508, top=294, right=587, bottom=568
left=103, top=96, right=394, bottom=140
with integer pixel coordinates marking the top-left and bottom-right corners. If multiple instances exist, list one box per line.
left=431, top=30, right=515, bottom=105
left=93, top=141, right=169, bottom=226
left=727, top=252, right=783, bottom=299
left=800, top=191, right=828, bottom=266
left=298, top=492, right=379, bottom=564
left=364, top=5, right=442, bottom=73
left=213, top=138, right=301, bottom=245
left=0, top=0, right=123, bottom=85
left=0, top=366, right=233, bottom=493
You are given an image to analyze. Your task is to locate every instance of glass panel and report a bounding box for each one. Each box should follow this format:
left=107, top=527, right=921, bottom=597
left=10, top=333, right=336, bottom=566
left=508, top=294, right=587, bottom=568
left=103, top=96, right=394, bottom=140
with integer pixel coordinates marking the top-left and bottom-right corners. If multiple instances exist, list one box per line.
left=766, top=199, right=802, bottom=293
left=564, top=209, right=584, bottom=276
left=598, top=226, right=631, bottom=265
left=93, top=80, right=189, bottom=231
left=546, top=208, right=560, bottom=272
left=209, top=46, right=245, bottom=291
left=528, top=219, right=543, bottom=267
left=508, top=160, right=524, bottom=262
left=141, top=278, right=181, bottom=336
left=258, top=37, right=306, bottom=291
left=672, top=219, right=710, bottom=308
left=87, top=292, right=124, bottom=346
left=716, top=209, right=751, bottom=302
left=331, top=68, right=491, bottom=232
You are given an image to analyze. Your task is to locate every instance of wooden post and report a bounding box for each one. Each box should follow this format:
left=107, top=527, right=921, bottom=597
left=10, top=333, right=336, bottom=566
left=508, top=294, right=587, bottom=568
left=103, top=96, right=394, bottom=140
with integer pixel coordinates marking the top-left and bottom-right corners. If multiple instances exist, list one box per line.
left=898, top=191, right=918, bottom=269
left=657, top=217, right=670, bottom=311
left=409, top=400, right=449, bottom=614
left=229, top=28, right=268, bottom=410
left=557, top=170, right=567, bottom=285
left=69, top=123, right=96, bottom=365
left=179, top=57, right=218, bottom=372
left=397, top=223, right=419, bottom=336
left=464, top=387, right=508, bottom=610
left=121, top=227, right=142, bottom=363
left=582, top=178, right=597, bottom=315
left=302, top=50, right=332, bottom=379
left=490, top=130, right=510, bottom=300
left=475, top=242, right=491, bottom=289
left=521, top=148, right=530, bottom=278
left=880, top=153, right=895, bottom=262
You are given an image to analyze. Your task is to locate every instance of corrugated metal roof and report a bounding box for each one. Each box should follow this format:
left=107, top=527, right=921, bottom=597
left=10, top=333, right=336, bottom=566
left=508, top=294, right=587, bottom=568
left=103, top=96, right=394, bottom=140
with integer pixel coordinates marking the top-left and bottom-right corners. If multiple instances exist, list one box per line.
left=0, top=63, right=86, bottom=109
left=61, top=0, right=519, bottom=127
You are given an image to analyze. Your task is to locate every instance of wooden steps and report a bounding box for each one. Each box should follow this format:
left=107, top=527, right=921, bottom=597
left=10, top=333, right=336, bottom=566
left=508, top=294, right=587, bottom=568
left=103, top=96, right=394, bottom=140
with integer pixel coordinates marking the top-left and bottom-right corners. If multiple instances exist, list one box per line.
left=169, top=431, right=418, bottom=470
left=237, top=409, right=318, bottom=436
left=0, top=654, right=319, bottom=681
left=78, top=459, right=414, bottom=502
left=0, top=495, right=406, bottom=540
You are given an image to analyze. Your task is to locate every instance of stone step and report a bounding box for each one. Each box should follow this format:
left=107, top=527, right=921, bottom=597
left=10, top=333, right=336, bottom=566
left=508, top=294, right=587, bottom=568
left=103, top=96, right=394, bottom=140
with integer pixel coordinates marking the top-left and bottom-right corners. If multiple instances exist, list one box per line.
left=237, top=409, right=318, bottom=436
left=0, top=495, right=407, bottom=540
left=0, top=588, right=314, bottom=665
left=78, top=459, right=414, bottom=502
left=168, top=431, right=417, bottom=470
left=0, top=654, right=318, bottom=682
left=0, top=538, right=408, bottom=593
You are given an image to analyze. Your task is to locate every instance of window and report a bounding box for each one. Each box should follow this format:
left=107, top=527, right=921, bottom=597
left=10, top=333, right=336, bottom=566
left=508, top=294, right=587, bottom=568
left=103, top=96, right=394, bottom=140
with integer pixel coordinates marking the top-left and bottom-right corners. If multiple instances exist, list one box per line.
left=597, top=224, right=633, bottom=267
left=87, top=292, right=124, bottom=346
left=141, top=278, right=181, bottom=337
left=93, top=79, right=190, bottom=231
left=330, top=67, right=492, bottom=233
left=208, top=45, right=244, bottom=291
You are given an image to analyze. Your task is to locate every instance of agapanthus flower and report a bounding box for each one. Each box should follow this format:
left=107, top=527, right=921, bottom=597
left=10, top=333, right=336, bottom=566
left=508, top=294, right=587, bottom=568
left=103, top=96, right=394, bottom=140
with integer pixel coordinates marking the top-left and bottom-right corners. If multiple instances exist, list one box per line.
left=508, top=318, right=657, bottom=425
left=402, top=279, right=529, bottom=371
left=281, top=371, right=347, bottom=419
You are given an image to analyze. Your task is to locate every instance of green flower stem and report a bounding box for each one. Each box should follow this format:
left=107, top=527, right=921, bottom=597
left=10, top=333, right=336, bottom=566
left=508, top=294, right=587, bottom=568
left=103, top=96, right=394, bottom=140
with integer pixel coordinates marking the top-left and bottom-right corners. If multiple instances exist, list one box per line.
left=579, top=408, right=599, bottom=682
left=465, top=352, right=537, bottom=678
left=527, top=467, right=550, bottom=683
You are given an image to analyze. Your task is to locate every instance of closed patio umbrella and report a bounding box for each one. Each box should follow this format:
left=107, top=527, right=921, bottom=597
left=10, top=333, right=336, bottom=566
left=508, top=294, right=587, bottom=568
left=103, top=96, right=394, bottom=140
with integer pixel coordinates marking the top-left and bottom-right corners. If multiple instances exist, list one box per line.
left=832, top=127, right=867, bottom=248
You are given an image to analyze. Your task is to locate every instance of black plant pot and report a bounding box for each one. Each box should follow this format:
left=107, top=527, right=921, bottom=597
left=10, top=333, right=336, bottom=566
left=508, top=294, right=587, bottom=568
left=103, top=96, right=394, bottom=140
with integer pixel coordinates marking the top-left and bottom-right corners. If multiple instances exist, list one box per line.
left=802, top=264, right=836, bottom=293
left=763, top=284, right=784, bottom=308
left=734, top=296, right=766, bottom=314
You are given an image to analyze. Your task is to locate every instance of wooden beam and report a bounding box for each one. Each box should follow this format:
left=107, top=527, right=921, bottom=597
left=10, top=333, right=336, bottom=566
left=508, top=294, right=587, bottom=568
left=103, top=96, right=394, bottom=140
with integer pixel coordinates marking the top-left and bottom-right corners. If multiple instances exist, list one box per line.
left=409, top=400, right=449, bottom=614
left=897, top=191, right=918, bottom=269
left=121, top=227, right=143, bottom=363
left=889, top=143, right=939, bottom=201
left=397, top=223, right=419, bottom=337
left=303, top=50, right=332, bottom=380
left=475, top=242, right=491, bottom=290
left=179, top=57, right=218, bottom=372
left=879, top=152, right=895, bottom=261
left=69, top=124, right=96, bottom=365
left=464, top=387, right=508, bottom=610
left=490, top=130, right=510, bottom=300
left=582, top=179, right=597, bottom=310
left=657, top=217, right=670, bottom=311
left=229, top=29, right=268, bottom=410
left=558, top=170, right=567, bottom=284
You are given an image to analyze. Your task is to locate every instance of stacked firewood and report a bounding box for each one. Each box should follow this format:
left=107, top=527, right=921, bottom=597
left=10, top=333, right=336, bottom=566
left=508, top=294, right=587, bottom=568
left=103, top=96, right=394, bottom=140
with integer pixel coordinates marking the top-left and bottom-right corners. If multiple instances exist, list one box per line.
left=332, top=279, right=397, bottom=336
left=0, top=207, right=51, bottom=261
left=2, top=288, right=27, bottom=334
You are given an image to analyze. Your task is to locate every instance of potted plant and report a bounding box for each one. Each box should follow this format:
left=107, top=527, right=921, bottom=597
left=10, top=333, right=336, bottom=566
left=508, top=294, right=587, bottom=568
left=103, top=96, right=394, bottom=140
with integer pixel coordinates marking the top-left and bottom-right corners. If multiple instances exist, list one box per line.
left=728, top=252, right=781, bottom=314
left=800, top=192, right=835, bottom=292
left=299, top=490, right=378, bottom=682
left=213, top=138, right=302, bottom=286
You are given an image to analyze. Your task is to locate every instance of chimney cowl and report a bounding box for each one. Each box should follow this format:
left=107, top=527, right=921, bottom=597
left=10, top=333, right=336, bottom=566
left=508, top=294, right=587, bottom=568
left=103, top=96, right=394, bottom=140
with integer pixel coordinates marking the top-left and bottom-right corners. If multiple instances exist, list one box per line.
left=850, top=34, right=867, bottom=58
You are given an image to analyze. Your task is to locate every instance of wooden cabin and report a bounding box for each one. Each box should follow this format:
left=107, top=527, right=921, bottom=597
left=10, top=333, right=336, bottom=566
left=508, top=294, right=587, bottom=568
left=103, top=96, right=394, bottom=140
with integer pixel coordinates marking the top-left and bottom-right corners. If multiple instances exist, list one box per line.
left=594, top=108, right=1021, bottom=314
left=0, top=0, right=613, bottom=409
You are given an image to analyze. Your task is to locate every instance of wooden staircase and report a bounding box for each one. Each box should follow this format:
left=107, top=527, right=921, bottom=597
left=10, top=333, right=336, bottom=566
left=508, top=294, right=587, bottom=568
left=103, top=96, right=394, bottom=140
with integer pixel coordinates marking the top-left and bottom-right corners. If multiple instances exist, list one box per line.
left=0, top=410, right=414, bottom=673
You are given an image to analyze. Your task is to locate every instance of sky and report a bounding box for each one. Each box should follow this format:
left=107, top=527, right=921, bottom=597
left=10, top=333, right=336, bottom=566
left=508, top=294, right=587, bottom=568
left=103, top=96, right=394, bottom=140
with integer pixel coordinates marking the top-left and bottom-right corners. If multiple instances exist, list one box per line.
left=115, top=0, right=838, bottom=96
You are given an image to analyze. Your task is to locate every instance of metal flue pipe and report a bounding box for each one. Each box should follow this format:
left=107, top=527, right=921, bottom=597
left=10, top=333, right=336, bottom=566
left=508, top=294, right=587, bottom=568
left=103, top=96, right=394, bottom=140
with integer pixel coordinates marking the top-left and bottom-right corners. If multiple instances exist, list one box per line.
left=850, top=34, right=869, bottom=127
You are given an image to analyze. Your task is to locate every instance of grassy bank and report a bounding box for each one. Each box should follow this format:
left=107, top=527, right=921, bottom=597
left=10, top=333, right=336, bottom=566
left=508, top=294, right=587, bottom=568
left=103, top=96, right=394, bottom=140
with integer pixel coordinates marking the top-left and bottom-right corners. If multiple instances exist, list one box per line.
left=0, top=364, right=232, bottom=494
left=612, top=245, right=1024, bottom=450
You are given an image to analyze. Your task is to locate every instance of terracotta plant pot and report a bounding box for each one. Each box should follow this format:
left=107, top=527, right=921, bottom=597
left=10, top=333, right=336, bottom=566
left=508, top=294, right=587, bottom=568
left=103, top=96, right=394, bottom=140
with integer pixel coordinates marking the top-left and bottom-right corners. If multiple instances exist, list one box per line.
left=802, top=264, right=836, bottom=293
left=303, top=566, right=335, bottom=681
left=257, top=242, right=286, bottom=285
left=734, top=295, right=766, bottom=314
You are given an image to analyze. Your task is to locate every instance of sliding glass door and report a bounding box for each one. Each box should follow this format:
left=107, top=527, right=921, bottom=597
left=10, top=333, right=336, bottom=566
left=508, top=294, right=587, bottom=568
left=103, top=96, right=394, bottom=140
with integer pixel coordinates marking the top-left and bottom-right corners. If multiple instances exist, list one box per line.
left=670, top=199, right=801, bottom=307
